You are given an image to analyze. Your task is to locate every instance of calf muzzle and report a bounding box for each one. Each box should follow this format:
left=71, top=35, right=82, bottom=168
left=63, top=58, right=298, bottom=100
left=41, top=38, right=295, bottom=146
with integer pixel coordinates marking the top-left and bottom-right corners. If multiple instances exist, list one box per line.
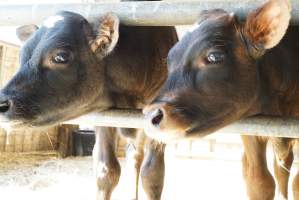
left=143, top=104, right=165, bottom=127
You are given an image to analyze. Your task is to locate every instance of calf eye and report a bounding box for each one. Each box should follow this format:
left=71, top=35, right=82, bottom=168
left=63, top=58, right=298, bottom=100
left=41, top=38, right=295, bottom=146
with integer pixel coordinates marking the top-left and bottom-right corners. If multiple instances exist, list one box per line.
left=206, top=51, right=225, bottom=64
left=52, top=50, right=71, bottom=64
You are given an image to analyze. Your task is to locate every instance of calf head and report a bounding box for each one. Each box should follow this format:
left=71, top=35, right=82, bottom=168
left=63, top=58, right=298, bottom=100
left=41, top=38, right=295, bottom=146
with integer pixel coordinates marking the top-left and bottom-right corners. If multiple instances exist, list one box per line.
left=144, top=0, right=291, bottom=142
left=0, top=11, right=119, bottom=129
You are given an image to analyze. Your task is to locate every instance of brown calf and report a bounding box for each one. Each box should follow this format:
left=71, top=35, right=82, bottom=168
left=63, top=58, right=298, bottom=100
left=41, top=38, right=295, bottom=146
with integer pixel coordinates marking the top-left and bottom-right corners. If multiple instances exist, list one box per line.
left=0, top=2, right=177, bottom=200
left=144, top=0, right=298, bottom=199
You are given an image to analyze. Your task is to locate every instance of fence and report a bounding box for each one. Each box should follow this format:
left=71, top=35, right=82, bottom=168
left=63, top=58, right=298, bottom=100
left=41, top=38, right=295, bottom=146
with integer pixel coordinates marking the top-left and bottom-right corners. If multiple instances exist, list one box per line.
left=0, top=1, right=298, bottom=26
left=0, top=0, right=299, bottom=139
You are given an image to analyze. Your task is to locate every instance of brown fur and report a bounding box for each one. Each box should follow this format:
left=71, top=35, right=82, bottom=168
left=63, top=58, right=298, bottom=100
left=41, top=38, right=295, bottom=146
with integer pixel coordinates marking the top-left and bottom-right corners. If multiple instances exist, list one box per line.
left=144, top=0, right=298, bottom=199
left=0, top=9, right=178, bottom=200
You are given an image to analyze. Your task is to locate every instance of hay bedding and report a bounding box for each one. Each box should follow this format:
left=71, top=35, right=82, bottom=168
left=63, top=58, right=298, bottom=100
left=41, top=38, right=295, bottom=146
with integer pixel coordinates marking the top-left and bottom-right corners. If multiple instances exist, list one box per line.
left=0, top=151, right=250, bottom=200
left=0, top=152, right=94, bottom=200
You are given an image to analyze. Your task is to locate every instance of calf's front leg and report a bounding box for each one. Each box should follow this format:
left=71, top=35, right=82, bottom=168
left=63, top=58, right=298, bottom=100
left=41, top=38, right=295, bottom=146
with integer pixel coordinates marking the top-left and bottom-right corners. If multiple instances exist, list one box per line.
left=121, top=128, right=145, bottom=200
left=293, top=139, right=299, bottom=200
left=271, top=138, right=294, bottom=200
left=241, top=136, right=275, bottom=200
left=141, top=140, right=165, bottom=200
left=93, top=127, right=121, bottom=200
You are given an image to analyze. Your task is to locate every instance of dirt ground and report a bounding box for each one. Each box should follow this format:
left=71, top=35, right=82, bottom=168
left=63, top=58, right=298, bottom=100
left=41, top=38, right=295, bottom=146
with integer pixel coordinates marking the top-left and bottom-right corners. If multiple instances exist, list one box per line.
left=0, top=149, right=298, bottom=200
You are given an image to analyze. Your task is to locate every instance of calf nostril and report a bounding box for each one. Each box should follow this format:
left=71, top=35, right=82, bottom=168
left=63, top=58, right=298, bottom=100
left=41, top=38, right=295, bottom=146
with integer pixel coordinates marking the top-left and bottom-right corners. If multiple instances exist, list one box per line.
left=151, top=109, right=164, bottom=126
left=0, top=100, right=10, bottom=113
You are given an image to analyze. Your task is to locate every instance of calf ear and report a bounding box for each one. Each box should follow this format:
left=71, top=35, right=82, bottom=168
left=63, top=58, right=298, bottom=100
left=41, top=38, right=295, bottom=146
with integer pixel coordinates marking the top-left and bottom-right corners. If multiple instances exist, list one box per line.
left=89, top=13, right=119, bottom=58
left=16, top=24, right=39, bottom=42
left=244, top=0, right=291, bottom=56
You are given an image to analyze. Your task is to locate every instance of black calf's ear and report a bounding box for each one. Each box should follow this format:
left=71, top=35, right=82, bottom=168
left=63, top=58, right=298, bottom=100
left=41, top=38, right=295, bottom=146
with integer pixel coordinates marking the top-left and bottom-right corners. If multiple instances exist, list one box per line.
left=244, top=0, right=291, bottom=56
left=89, top=13, right=119, bottom=58
left=16, top=24, right=39, bottom=42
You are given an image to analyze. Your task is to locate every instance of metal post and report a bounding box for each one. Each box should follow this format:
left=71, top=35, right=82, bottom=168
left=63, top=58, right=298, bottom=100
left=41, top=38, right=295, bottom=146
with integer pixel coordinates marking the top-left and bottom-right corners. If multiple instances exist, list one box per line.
left=0, top=1, right=298, bottom=26
left=64, top=109, right=299, bottom=138
left=65, top=109, right=144, bottom=129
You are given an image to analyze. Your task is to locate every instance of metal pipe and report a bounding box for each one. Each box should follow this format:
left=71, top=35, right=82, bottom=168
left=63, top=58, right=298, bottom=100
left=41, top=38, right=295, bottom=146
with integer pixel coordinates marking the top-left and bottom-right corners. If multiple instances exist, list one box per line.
left=64, top=109, right=299, bottom=138
left=214, top=116, right=299, bottom=138
left=64, top=109, right=144, bottom=129
left=0, top=1, right=298, bottom=26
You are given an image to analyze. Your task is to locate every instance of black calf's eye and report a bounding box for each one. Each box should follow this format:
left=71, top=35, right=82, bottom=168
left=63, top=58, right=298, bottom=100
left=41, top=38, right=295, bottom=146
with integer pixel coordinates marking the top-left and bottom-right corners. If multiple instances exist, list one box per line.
left=206, top=51, right=225, bottom=64
left=53, top=50, right=71, bottom=64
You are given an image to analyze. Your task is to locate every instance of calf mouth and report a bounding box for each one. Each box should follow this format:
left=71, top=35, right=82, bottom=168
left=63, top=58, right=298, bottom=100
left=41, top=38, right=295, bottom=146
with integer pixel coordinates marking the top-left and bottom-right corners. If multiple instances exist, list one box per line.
left=143, top=121, right=216, bottom=143
left=0, top=114, right=69, bottom=131
left=0, top=97, right=102, bottom=130
left=0, top=109, right=65, bottom=131
left=143, top=125, right=187, bottom=144
left=143, top=121, right=221, bottom=144
left=143, top=107, right=237, bottom=143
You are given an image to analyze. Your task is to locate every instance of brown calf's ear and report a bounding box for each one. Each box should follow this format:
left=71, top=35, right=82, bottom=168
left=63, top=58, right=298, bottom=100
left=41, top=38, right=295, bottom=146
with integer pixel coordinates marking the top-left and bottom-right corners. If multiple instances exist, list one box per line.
left=244, top=0, right=291, bottom=55
left=89, top=13, right=119, bottom=59
left=16, top=24, right=39, bottom=42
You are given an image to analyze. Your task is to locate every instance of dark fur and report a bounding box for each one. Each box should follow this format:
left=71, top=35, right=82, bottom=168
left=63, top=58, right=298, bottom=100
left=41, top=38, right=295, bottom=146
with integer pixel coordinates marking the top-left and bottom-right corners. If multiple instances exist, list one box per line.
left=145, top=10, right=298, bottom=139
left=145, top=1, right=298, bottom=199
left=0, top=11, right=177, bottom=128
left=0, top=8, right=177, bottom=200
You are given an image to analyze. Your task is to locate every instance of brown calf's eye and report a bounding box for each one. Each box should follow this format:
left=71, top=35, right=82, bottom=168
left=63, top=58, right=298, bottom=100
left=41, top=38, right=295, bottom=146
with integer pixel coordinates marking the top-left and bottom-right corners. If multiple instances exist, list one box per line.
left=207, top=51, right=225, bottom=64
left=53, top=51, right=71, bottom=64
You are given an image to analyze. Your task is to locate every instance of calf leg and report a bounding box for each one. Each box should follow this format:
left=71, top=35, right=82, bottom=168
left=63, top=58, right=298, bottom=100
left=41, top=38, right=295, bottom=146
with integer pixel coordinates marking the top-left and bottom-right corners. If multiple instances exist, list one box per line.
left=293, top=169, right=299, bottom=200
left=293, top=140, right=299, bottom=200
left=121, top=128, right=145, bottom=200
left=271, top=138, right=294, bottom=200
left=241, top=136, right=275, bottom=200
left=93, top=127, right=121, bottom=200
left=141, top=140, right=165, bottom=200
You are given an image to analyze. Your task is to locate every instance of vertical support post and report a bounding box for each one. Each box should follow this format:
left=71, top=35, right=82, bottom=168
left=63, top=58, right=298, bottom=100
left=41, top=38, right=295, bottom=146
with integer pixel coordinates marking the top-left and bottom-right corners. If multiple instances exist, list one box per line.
left=57, top=124, right=79, bottom=158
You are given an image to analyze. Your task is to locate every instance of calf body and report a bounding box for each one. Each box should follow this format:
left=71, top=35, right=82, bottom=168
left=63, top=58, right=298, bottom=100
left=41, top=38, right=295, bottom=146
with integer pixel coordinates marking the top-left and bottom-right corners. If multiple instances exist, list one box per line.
left=0, top=7, right=177, bottom=200
left=144, top=0, right=299, bottom=199
left=92, top=24, right=176, bottom=200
